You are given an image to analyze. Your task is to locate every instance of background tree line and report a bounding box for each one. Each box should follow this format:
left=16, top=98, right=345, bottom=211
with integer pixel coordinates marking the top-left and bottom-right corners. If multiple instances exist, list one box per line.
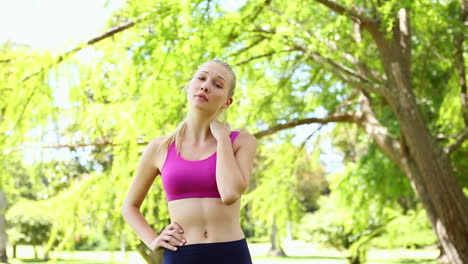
left=0, top=0, right=466, bottom=263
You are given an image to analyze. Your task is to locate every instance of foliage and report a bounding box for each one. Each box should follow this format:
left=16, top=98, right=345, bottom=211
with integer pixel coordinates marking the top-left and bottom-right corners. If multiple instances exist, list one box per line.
left=335, top=143, right=417, bottom=216
left=6, top=199, right=53, bottom=246
left=243, top=135, right=327, bottom=247
left=372, top=209, right=437, bottom=249
left=300, top=191, right=396, bottom=264
left=297, top=145, right=421, bottom=264
left=0, top=0, right=467, bottom=256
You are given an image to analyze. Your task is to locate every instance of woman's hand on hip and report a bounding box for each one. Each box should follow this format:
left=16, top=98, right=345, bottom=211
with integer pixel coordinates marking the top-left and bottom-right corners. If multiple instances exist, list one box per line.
left=149, top=222, right=186, bottom=251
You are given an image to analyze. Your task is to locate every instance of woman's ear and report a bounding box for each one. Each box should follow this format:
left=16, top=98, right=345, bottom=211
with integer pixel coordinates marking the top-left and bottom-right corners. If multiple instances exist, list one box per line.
left=222, top=97, right=233, bottom=109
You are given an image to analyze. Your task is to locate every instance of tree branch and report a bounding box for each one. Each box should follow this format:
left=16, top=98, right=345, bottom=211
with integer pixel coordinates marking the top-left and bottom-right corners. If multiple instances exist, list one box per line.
left=317, top=36, right=386, bottom=83
left=446, top=127, right=468, bottom=154
left=313, top=0, right=376, bottom=28
left=355, top=91, right=403, bottom=165
left=8, top=112, right=355, bottom=153
left=267, top=6, right=386, bottom=85
left=253, top=113, right=358, bottom=138
left=292, top=41, right=386, bottom=96
left=328, top=89, right=360, bottom=116
left=455, top=0, right=468, bottom=126
left=294, top=42, right=363, bottom=80
left=252, top=90, right=402, bottom=171
left=234, top=49, right=296, bottom=66
left=227, top=36, right=266, bottom=58
left=22, top=12, right=153, bottom=82
left=243, top=0, right=273, bottom=23
left=313, top=0, right=383, bottom=60
left=4, top=139, right=148, bottom=154
left=4, top=12, right=157, bottom=147
left=396, top=8, right=412, bottom=69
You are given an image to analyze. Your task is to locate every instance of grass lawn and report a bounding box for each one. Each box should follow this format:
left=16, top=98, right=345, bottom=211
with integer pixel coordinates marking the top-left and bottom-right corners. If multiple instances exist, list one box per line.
left=7, top=240, right=438, bottom=264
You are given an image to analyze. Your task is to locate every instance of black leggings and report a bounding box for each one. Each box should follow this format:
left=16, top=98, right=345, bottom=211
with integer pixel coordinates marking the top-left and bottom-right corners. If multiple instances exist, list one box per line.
left=163, top=238, right=252, bottom=264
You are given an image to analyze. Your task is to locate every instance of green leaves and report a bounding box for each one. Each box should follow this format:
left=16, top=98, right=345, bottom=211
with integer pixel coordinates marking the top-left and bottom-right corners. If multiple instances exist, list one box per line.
left=2, top=0, right=467, bottom=253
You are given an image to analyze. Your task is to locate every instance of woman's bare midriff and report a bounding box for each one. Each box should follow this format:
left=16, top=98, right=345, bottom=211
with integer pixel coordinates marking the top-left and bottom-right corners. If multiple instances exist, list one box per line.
left=167, top=197, right=245, bottom=245
left=154, top=136, right=244, bottom=245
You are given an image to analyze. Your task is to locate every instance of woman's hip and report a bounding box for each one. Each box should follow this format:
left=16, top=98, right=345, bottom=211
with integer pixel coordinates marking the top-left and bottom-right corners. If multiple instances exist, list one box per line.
left=163, top=238, right=252, bottom=264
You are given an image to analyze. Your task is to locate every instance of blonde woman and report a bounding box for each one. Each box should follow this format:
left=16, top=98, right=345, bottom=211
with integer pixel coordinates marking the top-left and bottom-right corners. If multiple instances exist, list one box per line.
left=122, top=59, right=257, bottom=264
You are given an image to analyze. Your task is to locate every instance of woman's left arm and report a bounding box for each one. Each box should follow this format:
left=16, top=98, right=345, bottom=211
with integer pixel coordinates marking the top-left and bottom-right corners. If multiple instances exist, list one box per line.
left=216, top=131, right=257, bottom=205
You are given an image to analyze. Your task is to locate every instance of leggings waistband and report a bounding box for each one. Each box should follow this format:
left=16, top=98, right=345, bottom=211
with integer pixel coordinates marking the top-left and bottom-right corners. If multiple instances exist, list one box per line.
left=163, top=238, right=252, bottom=264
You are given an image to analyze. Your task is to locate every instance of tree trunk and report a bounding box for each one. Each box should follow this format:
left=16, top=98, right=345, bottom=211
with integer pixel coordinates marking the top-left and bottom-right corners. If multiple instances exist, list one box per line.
left=136, top=243, right=164, bottom=264
left=392, top=85, right=468, bottom=264
left=0, top=191, right=7, bottom=263
left=43, top=245, right=49, bottom=261
left=372, top=9, right=468, bottom=263
left=268, top=216, right=286, bottom=257
left=437, top=244, right=450, bottom=264
left=33, top=245, right=37, bottom=260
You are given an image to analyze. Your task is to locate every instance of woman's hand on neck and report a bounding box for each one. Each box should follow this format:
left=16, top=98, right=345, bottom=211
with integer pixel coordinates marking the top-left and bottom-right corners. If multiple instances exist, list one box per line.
left=185, top=109, right=219, bottom=144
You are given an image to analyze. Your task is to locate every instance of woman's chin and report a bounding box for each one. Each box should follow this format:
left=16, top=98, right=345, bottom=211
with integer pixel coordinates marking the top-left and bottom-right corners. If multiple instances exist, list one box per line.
left=189, top=104, right=215, bottom=114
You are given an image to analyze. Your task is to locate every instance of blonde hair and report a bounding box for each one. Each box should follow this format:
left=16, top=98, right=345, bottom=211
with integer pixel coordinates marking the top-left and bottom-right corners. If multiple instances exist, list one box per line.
left=158, top=59, right=237, bottom=154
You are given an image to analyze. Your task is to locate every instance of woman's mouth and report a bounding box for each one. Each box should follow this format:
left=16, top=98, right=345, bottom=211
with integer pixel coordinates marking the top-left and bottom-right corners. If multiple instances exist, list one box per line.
left=195, top=94, right=208, bottom=101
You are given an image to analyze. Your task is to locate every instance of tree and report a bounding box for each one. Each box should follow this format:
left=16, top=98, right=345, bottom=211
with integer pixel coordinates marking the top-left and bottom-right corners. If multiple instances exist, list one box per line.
left=301, top=143, right=421, bottom=264
left=6, top=200, right=53, bottom=260
left=0, top=191, right=7, bottom=263
left=1, top=1, right=467, bottom=262
left=244, top=137, right=327, bottom=256
left=226, top=1, right=468, bottom=262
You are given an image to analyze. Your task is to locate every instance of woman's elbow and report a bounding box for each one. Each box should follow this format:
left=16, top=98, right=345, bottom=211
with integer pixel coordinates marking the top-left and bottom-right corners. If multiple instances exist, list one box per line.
left=121, top=203, right=129, bottom=219
left=121, top=202, right=137, bottom=219
left=220, top=181, right=248, bottom=205
left=220, top=188, right=245, bottom=205
left=221, top=194, right=241, bottom=205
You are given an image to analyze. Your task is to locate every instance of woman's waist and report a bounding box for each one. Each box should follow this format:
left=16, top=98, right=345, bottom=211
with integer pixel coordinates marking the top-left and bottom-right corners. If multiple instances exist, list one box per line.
left=167, top=198, right=241, bottom=224
left=167, top=198, right=243, bottom=244
left=179, top=226, right=245, bottom=245
left=170, top=218, right=244, bottom=245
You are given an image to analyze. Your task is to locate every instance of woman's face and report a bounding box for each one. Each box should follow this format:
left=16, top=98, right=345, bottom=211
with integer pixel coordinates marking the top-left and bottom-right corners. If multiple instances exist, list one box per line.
left=187, top=62, right=233, bottom=114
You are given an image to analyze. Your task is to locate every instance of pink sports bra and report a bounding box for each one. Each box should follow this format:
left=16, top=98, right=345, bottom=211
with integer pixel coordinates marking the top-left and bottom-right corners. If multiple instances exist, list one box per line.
left=161, top=131, right=240, bottom=202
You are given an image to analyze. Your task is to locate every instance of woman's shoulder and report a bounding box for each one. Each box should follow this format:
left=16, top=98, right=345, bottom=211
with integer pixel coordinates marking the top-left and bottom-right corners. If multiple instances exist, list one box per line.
left=150, top=135, right=171, bottom=144
left=146, top=135, right=173, bottom=171
left=146, top=135, right=172, bottom=153
left=233, top=129, right=256, bottom=146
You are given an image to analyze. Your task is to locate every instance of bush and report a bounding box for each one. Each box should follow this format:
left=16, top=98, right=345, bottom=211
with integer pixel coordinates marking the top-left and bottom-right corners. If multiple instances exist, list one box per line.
left=371, top=209, right=437, bottom=249
left=6, top=199, right=53, bottom=246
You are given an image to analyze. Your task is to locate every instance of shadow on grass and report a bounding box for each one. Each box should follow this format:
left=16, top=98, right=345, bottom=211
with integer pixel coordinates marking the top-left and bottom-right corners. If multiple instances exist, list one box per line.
left=255, top=255, right=344, bottom=260
left=254, top=255, right=437, bottom=264
left=13, top=258, right=117, bottom=264
left=379, top=259, right=436, bottom=264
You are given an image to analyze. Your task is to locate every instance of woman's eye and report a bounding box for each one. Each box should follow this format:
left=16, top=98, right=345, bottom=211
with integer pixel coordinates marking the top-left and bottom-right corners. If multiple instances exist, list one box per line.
left=198, top=77, right=205, bottom=80
left=216, top=84, right=222, bottom=88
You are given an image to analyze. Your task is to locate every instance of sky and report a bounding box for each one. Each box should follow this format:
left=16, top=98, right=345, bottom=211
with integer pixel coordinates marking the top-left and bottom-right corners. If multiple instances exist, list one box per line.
left=0, top=0, right=125, bottom=51
left=1, top=0, right=343, bottom=173
left=1, top=0, right=125, bottom=166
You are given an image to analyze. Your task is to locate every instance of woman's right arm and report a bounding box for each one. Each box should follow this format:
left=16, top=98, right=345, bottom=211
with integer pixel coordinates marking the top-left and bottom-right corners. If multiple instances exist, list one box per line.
left=121, top=138, right=161, bottom=248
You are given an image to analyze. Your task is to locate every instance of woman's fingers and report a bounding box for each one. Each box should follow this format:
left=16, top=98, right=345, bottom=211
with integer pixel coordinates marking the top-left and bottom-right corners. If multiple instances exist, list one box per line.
left=167, top=222, right=186, bottom=243
left=162, top=233, right=184, bottom=246
left=153, top=222, right=186, bottom=251
left=159, top=240, right=178, bottom=251
left=171, top=222, right=184, bottom=234
left=168, top=229, right=186, bottom=244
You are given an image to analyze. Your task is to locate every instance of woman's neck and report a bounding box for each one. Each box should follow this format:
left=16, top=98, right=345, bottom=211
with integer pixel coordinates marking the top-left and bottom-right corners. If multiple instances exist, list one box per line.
left=185, top=111, right=216, bottom=144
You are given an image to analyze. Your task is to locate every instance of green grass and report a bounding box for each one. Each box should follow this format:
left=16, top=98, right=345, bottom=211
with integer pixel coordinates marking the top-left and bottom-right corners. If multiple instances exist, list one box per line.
left=6, top=241, right=438, bottom=264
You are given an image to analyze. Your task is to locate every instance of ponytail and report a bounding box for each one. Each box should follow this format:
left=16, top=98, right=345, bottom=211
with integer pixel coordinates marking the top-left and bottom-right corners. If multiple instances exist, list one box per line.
left=158, top=119, right=188, bottom=154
